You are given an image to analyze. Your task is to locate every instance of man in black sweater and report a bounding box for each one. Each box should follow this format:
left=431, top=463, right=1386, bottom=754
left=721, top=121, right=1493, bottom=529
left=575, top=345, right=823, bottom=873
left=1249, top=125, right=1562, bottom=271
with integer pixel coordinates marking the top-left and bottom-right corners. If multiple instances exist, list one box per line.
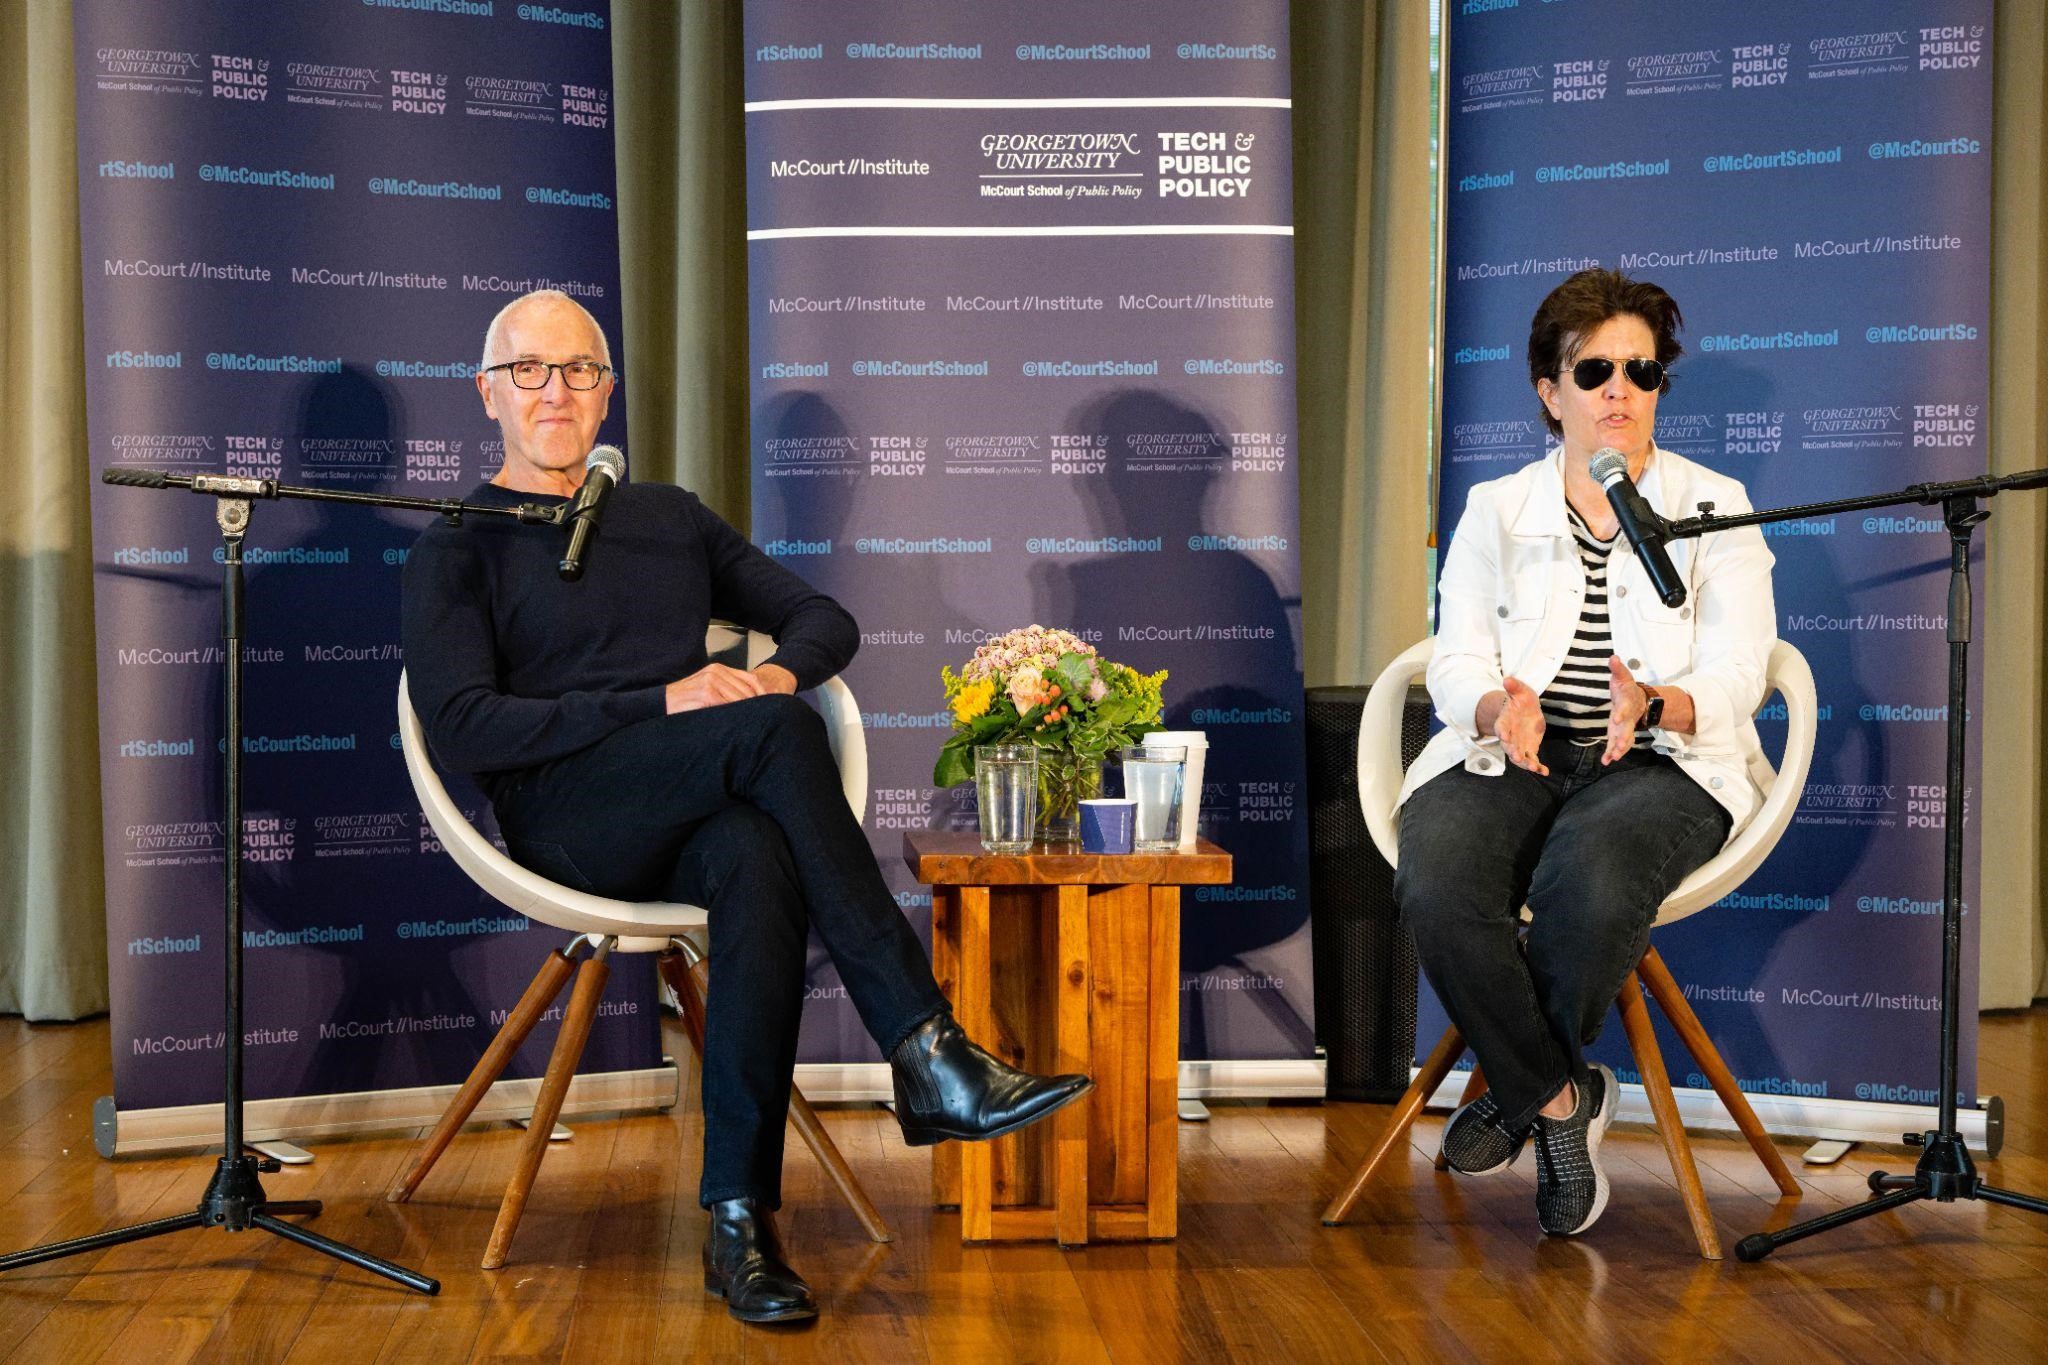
left=402, top=290, right=1088, bottom=1324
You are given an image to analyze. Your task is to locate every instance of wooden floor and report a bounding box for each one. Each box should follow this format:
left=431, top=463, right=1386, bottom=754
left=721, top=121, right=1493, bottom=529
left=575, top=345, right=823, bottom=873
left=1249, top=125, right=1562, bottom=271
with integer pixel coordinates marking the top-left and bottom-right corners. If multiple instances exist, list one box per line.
left=2, top=1010, right=2047, bottom=1364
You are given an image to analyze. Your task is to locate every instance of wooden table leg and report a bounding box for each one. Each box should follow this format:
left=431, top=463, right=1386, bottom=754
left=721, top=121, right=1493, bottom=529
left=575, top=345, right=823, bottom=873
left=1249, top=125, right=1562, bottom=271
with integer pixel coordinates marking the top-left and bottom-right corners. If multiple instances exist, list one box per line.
left=1146, top=886, right=1181, bottom=1240
left=929, top=887, right=961, bottom=1210
left=957, top=886, right=993, bottom=1243
left=1054, top=884, right=1090, bottom=1247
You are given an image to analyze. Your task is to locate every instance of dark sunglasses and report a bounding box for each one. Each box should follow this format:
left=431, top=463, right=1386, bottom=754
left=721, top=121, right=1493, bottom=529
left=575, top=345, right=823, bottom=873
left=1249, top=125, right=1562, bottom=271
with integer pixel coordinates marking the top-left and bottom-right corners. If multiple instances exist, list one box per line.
left=1568, top=356, right=1666, bottom=392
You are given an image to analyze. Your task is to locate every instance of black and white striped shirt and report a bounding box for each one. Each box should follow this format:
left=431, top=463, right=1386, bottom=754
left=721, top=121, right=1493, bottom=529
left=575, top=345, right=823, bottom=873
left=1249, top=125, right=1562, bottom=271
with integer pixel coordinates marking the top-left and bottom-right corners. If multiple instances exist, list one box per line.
left=1540, top=508, right=1648, bottom=749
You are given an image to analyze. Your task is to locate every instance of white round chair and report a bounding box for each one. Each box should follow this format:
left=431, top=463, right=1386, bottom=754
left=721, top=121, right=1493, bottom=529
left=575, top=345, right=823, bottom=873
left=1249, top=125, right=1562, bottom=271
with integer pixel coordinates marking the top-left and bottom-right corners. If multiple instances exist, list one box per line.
left=1321, top=638, right=1815, bottom=1258
left=387, top=628, right=888, bottom=1268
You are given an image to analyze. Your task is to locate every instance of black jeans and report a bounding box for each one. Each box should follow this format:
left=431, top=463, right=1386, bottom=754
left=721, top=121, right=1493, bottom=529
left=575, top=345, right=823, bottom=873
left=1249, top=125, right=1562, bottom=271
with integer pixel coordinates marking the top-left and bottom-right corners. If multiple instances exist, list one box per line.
left=1394, top=731, right=1731, bottom=1131
left=492, top=694, right=948, bottom=1208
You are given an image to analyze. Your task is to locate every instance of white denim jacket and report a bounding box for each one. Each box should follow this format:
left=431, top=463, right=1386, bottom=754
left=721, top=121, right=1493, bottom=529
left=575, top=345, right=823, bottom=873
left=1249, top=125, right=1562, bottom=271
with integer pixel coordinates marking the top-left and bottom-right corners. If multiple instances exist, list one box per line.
left=1397, top=446, right=1779, bottom=837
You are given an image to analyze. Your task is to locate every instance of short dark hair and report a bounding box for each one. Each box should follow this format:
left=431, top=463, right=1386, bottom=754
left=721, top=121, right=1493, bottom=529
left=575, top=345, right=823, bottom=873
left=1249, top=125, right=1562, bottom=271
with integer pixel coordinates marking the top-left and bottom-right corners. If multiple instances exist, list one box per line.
left=1526, top=268, right=1684, bottom=437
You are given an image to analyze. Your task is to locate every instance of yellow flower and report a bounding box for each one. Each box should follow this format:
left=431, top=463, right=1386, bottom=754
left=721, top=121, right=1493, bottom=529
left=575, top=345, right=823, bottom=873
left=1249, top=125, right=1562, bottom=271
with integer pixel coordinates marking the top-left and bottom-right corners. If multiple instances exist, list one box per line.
left=952, top=678, right=996, bottom=724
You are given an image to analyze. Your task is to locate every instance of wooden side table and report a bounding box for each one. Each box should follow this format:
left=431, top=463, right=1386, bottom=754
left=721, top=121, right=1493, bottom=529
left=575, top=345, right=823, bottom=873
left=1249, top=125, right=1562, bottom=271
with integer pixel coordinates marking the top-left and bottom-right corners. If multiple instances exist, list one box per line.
left=902, top=829, right=1232, bottom=1246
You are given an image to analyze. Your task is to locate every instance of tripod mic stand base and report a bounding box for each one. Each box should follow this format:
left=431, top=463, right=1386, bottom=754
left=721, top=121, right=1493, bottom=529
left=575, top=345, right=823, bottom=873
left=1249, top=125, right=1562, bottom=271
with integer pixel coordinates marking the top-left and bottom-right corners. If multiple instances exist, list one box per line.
left=1734, top=1131, right=2048, bottom=1263
left=0, top=1153, right=438, bottom=1294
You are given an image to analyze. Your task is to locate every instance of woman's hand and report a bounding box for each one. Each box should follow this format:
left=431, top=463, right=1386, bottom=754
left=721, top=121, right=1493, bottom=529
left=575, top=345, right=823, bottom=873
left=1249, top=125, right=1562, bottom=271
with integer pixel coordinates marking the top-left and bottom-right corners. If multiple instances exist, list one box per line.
left=1479, top=677, right=1549, bottom=775
left=1603, top=655, right=1648, bottom=764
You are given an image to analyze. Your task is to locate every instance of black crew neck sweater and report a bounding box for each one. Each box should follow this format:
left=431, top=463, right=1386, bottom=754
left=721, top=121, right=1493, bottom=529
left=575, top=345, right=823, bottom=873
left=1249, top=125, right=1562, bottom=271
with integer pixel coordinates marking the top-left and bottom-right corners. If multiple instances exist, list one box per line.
left=400, top=479, right=856, bottom=797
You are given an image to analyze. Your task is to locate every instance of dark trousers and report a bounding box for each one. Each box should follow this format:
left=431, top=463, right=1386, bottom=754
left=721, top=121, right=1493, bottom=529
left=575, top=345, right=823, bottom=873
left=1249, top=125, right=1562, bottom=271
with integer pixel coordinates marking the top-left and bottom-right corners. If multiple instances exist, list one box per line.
left=492, top=694, right=948, bottom=1208
left=1394, top=732, right=1730, bottom=1131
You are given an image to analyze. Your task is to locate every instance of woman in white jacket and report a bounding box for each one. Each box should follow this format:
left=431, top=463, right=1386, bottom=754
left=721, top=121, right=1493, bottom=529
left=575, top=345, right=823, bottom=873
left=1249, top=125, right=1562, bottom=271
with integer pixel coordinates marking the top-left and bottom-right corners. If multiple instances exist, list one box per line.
left=1396, top=268, right=1776, bottom=1238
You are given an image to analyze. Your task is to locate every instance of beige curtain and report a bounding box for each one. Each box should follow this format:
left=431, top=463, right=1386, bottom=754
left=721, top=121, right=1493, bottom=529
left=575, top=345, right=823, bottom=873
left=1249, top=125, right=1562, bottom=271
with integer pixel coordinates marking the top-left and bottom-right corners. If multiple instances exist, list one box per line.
left=612, top=0, right=752, bottom=523
left=1292, top=1, right=1437, bottom=689
left=0, top=0, right=106, bottom=1020
left=3, top=0, right=2043, bottom=1017
left=1981, top=0, right=2048, bottom=1007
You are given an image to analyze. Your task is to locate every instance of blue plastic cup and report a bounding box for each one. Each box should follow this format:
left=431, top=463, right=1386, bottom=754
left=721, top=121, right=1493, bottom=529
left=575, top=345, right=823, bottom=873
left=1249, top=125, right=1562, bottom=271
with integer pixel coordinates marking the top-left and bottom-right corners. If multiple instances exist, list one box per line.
left=1079, top=798, right=1136, bottom=854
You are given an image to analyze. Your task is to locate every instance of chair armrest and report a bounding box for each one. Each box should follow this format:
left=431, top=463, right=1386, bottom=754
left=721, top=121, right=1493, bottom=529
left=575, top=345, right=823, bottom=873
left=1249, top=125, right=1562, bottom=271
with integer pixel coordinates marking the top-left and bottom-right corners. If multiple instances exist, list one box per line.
left=1358, top=640, right=1436, bottom=869
left=1657, top=640, right=1818, bottom=924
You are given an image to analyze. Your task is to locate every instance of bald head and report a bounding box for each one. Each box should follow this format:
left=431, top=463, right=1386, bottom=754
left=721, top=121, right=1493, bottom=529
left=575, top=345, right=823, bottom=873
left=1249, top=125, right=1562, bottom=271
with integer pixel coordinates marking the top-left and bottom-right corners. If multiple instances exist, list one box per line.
left=480, top=289, right=610, bottom=373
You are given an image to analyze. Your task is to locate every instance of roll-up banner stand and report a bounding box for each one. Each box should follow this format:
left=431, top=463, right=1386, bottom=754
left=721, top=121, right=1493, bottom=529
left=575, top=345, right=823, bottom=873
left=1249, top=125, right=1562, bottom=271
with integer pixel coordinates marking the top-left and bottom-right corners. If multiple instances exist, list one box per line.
left=742, top=2, right=1317, bottom=1097
left=1435, top=1, right=1996, bottom=1149
left=76, top=0, right=669, bottom=1155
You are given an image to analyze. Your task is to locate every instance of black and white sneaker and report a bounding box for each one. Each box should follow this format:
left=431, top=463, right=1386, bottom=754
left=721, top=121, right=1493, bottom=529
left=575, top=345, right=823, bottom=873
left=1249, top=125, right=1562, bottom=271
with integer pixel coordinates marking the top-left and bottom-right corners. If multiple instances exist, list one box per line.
left=1532, top=1063, right=1616, bottom=1237
left=1438, top=1090, right=1531, bottom=1176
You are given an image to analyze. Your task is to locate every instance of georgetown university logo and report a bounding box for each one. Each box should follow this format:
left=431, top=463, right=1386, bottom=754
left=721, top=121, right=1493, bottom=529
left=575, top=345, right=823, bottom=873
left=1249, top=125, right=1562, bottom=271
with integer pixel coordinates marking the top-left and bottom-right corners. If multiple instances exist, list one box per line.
left=92, top=46, right=202, bottom=98
left=1447, top=419, right=1540, bottom=466
left=944, top=435, right=1041, bottom=476
left=761, top=435, right=857, bottom=479
left=1623, top=48, right=1726, bottom=98
left=1800, top=404, right=1905, bottom=453
left=1458, top=64, right=1543, bottom=114
left=285, top=62, right=380, bottom=111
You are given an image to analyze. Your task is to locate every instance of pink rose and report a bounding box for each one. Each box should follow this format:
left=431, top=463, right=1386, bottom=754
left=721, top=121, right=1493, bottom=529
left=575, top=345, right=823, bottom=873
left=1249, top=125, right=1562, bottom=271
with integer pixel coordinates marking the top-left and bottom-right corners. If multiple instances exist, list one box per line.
left=1007, top=666, right=1047, bottom=711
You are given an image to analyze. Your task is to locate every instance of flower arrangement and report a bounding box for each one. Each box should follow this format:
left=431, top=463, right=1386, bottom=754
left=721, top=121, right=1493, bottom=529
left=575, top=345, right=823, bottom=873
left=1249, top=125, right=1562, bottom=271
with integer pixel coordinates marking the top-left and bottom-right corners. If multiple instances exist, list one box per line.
left=936, top=625, right=1167, bottom=840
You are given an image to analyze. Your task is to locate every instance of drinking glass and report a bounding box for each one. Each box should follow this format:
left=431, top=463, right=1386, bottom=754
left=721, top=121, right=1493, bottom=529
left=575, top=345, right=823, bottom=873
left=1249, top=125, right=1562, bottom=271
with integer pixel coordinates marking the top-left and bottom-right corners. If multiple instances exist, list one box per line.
left=1119, top=745, right=1185, bottom=853
left=975, top=744, right=1039, bottom=854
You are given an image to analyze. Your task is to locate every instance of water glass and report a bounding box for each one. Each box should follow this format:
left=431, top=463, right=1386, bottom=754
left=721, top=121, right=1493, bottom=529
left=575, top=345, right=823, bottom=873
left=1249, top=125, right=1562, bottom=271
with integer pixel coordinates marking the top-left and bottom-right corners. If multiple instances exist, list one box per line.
left=975, top=744, right=1038, bottom=854
left=1120, top=745, right=1185, bottom=853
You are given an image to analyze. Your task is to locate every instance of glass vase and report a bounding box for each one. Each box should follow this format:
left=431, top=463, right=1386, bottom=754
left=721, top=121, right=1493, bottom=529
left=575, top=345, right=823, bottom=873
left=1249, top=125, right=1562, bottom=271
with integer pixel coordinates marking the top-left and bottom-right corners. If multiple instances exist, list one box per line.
left=1036, top=748, right=1102, bottom=846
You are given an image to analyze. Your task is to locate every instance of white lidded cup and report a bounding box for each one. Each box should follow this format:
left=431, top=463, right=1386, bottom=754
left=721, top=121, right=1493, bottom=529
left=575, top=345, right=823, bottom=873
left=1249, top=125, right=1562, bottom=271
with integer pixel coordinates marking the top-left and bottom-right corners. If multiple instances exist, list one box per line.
left=1143, top=730, right=1208, bottom=848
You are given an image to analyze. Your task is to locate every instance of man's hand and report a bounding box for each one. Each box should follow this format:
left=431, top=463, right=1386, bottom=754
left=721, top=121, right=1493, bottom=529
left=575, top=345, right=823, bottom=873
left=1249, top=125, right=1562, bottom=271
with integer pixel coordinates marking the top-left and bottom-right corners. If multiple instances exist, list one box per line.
left=1603, top=655, right=1649, bottom=764
left=1478, top=676, right=1549, bottom=775
left=666, top=663, right=768, bottom=714
left=752, top=663, right=798, bottom=696
left=664, top=662, right=802, bottom=714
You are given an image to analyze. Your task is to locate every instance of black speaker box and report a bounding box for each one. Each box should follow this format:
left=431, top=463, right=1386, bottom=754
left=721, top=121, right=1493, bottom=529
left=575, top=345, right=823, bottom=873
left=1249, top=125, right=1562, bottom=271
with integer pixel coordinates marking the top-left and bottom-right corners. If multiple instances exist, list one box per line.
left=1306, top=683, right=1432, bottom=1102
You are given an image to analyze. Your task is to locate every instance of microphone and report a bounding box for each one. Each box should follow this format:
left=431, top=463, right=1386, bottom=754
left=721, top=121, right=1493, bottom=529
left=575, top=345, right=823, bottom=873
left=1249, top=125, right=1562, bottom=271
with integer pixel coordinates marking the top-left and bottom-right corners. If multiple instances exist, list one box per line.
left=558, top=445, right=624, bottom=582
left=1588, top=447, right=1685, bottom=608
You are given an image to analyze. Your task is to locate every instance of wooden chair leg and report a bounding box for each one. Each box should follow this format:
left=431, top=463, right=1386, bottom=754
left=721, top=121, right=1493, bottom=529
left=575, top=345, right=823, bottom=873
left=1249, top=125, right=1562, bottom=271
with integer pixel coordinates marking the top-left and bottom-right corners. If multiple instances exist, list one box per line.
left=1432, top=1063, right=1489, bottom=1172
left=657, top=943, right=894, bottom=1243
left=1615, top=969, right=1721, bottom=1259
left=1637, top=947, right=1801, bottom=1198
left=1322, top=1024, right=1467, bottom=1226
left=483, top=947, right=611, bottom=1269
left=387, top=947, right=578, bottom=1203
left=656, top=947, right=707, bottom=1057
left=788, top=1087, right=894, bottom=1243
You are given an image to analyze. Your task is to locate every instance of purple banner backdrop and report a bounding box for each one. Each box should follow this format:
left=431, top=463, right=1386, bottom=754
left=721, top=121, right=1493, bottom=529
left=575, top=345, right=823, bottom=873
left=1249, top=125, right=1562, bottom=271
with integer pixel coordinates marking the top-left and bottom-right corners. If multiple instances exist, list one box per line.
left=741, top=2, right=1312, bottom=1067
left=1438, top=2, right=1992, bottom=1109
left=75, top=0, right=660, bottom=1117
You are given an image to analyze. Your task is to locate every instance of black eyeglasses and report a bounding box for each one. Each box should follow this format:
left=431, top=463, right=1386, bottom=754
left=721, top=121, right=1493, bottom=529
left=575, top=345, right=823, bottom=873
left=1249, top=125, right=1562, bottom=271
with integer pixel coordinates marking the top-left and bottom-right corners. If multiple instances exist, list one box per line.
left=1568, top=356, right=1666, bottom=392
left=482, top=359, right=613, bottom=391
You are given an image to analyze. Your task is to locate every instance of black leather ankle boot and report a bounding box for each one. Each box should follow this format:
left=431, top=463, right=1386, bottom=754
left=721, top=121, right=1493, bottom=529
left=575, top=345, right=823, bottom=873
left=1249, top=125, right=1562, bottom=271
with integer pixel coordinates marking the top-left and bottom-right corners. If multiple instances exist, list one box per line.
left=702, top=1197, right=816, bottom=1324
left=889, top=1012, right=1092, bottom=1146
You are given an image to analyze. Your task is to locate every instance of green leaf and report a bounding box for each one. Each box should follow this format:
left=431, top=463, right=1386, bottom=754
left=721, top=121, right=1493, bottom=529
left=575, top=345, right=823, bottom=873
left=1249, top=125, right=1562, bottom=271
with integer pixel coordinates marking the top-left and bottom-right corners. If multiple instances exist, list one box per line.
left=934, top=740, right=976, bottom=789
left=1051, top=651, right=1095, bottom=701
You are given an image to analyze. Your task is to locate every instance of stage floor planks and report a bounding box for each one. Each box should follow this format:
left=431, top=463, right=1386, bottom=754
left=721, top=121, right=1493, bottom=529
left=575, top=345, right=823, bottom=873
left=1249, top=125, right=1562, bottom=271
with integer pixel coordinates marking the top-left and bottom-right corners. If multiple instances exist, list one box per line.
left=1, top=1009, right=2046, bottom=1363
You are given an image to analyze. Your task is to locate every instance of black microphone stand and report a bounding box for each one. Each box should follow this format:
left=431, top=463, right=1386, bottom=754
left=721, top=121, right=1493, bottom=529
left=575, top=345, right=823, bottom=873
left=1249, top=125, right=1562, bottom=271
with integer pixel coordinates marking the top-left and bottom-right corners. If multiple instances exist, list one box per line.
left=0, top=470, right=564, bottom=1295
left=1646, top=465, right=2048, bottom=1261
